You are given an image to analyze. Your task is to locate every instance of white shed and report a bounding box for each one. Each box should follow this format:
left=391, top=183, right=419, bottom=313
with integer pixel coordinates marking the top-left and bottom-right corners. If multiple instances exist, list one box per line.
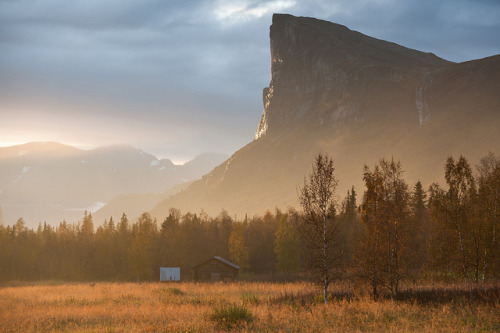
left=160, top=267, right=180, bottom=281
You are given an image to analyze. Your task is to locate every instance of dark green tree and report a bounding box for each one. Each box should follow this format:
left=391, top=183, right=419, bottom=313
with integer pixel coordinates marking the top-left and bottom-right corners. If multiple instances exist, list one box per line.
left=408, top=180, right=429, bottom=277
left=229, top=222, right=250, bottom=270
left=337, top=187, right=363, bottom=267
left=274, top=214, right=301, bottom=274
left=129, top=213, right=157, bottom=281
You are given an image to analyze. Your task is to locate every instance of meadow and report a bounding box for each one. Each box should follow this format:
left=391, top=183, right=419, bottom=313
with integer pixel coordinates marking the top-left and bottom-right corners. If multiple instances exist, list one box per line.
left=0, top=281, right=499, bottom=332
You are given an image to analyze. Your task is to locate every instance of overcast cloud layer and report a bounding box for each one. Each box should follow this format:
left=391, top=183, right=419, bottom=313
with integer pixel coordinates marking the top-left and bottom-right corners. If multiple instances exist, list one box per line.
left=1, top=0, right=499, bottom=163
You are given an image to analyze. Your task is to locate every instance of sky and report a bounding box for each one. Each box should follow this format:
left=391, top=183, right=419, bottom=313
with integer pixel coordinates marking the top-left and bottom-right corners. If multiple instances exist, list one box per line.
left=1, top=0, right=499, bottom=164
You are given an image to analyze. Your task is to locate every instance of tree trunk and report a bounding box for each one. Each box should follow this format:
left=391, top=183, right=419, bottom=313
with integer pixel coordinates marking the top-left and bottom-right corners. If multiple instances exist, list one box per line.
left=323, top=210, right=328, bottom=304
left=457, top=223, right=468, bottom=281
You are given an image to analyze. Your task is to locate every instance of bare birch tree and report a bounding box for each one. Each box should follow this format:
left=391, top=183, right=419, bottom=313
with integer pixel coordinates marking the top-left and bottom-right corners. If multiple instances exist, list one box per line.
left=298, top=153, right=338, bottom=304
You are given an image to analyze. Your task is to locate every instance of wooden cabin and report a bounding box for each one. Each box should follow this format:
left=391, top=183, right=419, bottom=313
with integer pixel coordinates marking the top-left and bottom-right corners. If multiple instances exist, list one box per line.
left=192, top=256, right=239, bottom=282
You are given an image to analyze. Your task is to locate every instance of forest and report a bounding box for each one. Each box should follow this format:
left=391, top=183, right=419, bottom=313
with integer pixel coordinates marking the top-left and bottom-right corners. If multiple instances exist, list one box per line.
left=0, top=153, right=498, bottom=296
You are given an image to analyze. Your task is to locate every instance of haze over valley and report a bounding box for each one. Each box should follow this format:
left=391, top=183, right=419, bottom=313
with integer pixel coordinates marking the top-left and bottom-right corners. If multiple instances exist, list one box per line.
left=0, top=142, right=227, bottom=226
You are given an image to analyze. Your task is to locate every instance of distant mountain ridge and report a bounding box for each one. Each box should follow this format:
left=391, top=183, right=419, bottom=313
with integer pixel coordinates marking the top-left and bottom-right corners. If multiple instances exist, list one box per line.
left=92, top=181, right=194, bottom=223
left=150, top=14, right=500, bottom=220
left=0, top=142, right=228, bottom=226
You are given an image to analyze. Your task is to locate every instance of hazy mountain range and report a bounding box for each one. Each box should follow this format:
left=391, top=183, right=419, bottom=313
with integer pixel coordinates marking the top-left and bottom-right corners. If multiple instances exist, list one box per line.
left=0, top=142, right=228, bottom=226
left=149, top=14, right=500, bottom=219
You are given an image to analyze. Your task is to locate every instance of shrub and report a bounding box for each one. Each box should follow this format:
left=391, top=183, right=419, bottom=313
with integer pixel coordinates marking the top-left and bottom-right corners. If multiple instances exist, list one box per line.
left=209, top=304, right=254, bottom=330
left=166, top=287, right=184, bottom=296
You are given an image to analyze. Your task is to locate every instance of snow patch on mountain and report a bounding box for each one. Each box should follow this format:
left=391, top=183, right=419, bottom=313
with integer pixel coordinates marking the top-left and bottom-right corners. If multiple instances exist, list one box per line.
left=63, top=201, right=107, bottom=213
left=416, top=86, right=431, bottom=125
left=88, top=202, right=107, bottom=213
left=13, top=166, right=31, bottom=183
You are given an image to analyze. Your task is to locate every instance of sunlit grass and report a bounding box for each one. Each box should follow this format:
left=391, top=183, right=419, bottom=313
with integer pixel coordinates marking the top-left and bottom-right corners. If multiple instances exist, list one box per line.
left=0, top=281, right=498, bottom=331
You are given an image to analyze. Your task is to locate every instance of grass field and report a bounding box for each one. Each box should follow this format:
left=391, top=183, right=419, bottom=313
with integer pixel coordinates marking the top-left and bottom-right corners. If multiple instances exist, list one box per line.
left=0, top=281, right=499, bottom=332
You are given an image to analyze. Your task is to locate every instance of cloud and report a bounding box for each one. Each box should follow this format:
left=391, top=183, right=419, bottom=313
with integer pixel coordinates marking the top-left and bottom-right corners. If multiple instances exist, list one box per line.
left=0, top=0, right=499, bottom=162
left=214, top=0, right=296, bottom=23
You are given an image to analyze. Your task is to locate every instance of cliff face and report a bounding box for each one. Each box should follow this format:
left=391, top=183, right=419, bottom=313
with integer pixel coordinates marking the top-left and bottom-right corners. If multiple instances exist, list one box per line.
left=151, top=14, right=500, bottom=220
left=255, top=14, right=452, bottom=139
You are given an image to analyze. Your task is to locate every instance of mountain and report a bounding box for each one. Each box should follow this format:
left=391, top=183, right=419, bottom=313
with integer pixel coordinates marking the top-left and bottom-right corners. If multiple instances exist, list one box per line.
left=0, top=142, right=228, bottom=226
left=150, top=14, right=500, bottom=219
left=92, top=181, right=194, bottom=223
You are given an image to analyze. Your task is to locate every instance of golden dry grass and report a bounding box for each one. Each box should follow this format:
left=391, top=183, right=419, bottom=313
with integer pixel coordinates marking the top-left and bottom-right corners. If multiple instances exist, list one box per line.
left=0, top=281, right=498, bottom=332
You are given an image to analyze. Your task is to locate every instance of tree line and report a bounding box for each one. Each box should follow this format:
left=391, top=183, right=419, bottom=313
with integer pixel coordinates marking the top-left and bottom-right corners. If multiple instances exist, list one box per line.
left=0, top=153, right=498, bottom=296
left=0, top=208, right=287, bottom=282
left=297, top=152, right=499, bottom=301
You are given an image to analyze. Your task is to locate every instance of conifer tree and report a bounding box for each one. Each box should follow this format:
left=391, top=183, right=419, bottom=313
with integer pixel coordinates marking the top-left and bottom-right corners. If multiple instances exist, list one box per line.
left=408, top=180, right=429, bottom=276
left=274, top=214, right=301, bottom=274
left=129, top=213, right=156, bottom=281
left=229, top=223, right=250, bottom=270
left=80, top=211, right=94, bottom=238
left=337, top=187, right=363, bottom=268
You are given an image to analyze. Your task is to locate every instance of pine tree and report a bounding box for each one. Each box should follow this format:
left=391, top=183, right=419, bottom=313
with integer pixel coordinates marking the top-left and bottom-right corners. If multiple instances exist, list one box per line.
left=274, top=214, right=301, bottom=274
left=229, top=223, right=250, bottom=270
left=80, top=211, right=94, bottom=238
left=129, top=213, right=156, bottom=281
left=158, top=208, right=181, bottom=269
left=408, top=180, right=429, bottom=276
left=337, top=187, right=363, bottom=268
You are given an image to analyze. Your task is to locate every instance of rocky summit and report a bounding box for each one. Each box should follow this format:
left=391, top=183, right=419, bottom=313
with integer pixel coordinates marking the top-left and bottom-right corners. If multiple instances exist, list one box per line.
left=151, top=14, right=500, bottom=219
left=256, top=14, right=451, bottom=139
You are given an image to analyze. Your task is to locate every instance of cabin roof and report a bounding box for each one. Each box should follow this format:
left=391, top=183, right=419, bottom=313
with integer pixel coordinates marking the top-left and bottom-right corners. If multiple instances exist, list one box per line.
left=192, top=256, right=240, bottom=270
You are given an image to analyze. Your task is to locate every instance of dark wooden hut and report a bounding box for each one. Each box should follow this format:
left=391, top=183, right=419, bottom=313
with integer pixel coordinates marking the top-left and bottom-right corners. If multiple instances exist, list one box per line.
left=192, top=256, right=239, bottom=282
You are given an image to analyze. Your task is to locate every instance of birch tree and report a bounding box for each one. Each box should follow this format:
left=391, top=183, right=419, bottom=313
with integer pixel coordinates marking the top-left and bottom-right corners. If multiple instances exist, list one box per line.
left=356, top=158, right=410, bottom=298
left=298, top=153, right=338, bottom=304
left=429, top=156, right=477, bottom=281
left=476, top=152, right=500, bottom=280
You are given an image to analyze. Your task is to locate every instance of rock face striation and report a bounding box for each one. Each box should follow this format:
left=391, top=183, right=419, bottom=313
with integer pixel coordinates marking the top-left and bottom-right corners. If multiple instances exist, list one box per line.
left=151, top=14, right=500, bottom=220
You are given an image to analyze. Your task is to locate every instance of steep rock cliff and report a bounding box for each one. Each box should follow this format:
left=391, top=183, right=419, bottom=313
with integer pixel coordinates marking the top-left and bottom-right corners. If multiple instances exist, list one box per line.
left=151, top=14, right=500, bottom=220
left=255, top=14, right=452, bottom=139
